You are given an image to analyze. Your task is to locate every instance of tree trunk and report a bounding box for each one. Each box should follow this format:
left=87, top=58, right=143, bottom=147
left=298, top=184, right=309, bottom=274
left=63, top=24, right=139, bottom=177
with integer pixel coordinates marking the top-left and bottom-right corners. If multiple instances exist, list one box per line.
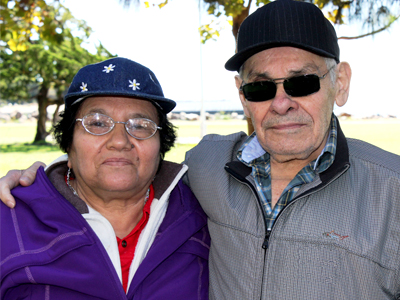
left=51, top=99, right=63, bottom=125
left=33, top=86, right=50, bottom=143
left=231, top=2, right=251, bottom=43
left=232, top=3, right=254, bottom=135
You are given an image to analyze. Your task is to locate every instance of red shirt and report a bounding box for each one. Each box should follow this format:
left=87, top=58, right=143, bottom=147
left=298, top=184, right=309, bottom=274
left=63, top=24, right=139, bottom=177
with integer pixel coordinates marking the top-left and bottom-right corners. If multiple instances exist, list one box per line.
left=116, top=185, right=154, bottom=293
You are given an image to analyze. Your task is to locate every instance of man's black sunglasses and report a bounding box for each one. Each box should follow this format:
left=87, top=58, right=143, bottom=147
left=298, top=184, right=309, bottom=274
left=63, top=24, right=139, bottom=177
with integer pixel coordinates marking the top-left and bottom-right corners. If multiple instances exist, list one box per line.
left=240, top=67, right=334, bottom=102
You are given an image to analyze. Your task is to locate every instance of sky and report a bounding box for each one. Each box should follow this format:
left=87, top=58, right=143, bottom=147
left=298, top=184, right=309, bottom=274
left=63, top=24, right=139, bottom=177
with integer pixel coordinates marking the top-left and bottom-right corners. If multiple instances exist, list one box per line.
left=61, top=0, right=400, bottom=117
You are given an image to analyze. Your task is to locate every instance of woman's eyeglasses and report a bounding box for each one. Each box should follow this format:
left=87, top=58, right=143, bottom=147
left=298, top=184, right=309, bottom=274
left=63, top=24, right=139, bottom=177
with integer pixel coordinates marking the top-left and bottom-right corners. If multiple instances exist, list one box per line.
left=240, top=67, right=334, bottom=102
left=76, top=113, right=162, bottom=140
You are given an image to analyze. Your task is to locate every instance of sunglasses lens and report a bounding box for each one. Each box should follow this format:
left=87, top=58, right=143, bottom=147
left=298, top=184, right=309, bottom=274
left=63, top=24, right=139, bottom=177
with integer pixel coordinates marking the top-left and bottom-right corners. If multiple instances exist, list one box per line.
left=242, top=81, right=277, bottom=102
left=284, top=75, right=320, bottom=97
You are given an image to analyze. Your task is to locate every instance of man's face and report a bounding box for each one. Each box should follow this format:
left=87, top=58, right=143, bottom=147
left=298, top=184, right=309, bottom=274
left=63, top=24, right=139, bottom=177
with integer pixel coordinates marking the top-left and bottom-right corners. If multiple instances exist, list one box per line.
left=236, top=47, right=341, bottom=164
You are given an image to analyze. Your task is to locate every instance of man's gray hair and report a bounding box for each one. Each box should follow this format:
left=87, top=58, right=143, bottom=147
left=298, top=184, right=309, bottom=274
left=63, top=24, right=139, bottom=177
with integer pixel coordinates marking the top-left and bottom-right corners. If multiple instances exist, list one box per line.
left=324, top=57, right=337, bottom=85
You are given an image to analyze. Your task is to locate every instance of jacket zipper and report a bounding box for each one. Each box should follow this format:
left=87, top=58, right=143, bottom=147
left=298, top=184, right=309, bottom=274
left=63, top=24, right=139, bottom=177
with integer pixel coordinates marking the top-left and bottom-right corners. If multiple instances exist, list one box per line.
left=225, top=162, right=349, bottom=299
left=262, top=230, right=271, bottom=249
left=225, top=166, right=269, bottom=300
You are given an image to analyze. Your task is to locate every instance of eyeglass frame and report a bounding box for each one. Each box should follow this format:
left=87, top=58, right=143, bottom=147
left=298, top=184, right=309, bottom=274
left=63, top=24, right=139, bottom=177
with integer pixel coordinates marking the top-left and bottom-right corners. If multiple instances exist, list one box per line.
left=75, top=113, right=162, bottom=140
left=239, top=66, right=335, bottom=102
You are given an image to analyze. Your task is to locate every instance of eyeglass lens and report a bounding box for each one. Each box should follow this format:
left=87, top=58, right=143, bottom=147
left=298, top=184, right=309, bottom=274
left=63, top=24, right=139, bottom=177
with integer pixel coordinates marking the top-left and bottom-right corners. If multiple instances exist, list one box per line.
left=242, top=74, right=321, bottom=102
left=81, top=113, right=159, bottom=139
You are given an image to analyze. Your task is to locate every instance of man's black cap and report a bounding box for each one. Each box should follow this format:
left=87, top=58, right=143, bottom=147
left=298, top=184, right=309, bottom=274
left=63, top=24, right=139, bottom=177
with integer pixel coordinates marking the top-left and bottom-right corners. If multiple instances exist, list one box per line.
left=225, top=0, right=340, bottom=71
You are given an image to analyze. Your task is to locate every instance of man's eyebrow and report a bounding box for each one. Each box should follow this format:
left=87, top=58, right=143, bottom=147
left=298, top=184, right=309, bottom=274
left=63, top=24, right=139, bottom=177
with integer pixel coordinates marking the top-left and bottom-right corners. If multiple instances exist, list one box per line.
left=288, top=64, right=321, bottom=75
left=245, top=71, right=272, bottom=81
left=245, top=63, right=321, bottom=81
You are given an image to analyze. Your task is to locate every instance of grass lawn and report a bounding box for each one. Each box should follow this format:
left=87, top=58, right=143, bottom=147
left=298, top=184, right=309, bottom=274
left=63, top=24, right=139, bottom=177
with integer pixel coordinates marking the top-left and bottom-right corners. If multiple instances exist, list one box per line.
left=1, top=118, right=399, bottom=177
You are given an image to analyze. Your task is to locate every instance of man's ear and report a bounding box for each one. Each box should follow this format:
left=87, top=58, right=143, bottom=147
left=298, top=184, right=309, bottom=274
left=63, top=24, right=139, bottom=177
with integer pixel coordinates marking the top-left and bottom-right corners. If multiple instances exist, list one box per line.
left=235, top=75, right=250, bottom=118
left=335, top=62, right=352, bottom=107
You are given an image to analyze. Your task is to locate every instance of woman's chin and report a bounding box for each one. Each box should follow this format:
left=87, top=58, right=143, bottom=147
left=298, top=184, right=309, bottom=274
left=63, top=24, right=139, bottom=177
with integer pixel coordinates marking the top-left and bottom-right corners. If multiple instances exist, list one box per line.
left=93, top=175, right=139, bottom=193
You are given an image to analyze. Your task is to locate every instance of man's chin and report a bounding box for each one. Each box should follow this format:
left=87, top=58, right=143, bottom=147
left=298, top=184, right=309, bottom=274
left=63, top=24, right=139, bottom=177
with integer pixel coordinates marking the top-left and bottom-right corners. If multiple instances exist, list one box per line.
left=268, top=146, right=318, bottom=164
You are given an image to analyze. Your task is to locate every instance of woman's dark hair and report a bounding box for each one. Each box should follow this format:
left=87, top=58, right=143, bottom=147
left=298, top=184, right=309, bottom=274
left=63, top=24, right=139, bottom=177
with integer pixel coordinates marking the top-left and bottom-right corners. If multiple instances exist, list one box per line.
left=155, top=105, right=176, bottom=159
left=53, top=99, right=177, bottom=161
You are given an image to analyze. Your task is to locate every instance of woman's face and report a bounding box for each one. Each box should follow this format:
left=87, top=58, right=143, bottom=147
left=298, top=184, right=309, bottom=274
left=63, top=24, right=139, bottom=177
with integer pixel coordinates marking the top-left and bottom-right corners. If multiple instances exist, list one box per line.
left=67, top=96, right=161, bottom=200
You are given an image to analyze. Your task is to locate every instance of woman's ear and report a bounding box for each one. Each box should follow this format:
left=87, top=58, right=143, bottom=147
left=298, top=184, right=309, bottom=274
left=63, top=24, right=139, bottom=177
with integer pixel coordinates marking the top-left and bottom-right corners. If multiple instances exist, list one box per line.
left=335, top=62, right=352, bottom=107
left=235, top=75, right=250, bottom=118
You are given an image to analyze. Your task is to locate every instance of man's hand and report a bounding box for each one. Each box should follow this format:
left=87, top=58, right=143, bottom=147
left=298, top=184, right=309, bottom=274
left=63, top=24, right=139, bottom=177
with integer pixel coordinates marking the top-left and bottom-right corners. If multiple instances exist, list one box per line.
left=0, top=161, right=45, bottom=208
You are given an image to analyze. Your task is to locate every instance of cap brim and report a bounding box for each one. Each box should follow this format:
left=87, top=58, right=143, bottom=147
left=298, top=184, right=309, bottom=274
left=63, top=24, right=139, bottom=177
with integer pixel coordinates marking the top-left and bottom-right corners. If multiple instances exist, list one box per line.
left=225, top=42, right=339, bottom=72
left=65, top=91, right=176, bottom=114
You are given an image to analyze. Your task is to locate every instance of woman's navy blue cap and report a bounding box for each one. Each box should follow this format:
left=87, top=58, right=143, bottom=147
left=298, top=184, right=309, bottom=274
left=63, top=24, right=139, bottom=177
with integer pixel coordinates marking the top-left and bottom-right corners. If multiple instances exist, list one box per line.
left=65, top=57, right=176, bottom=113
left=225, top=0, right=340, bottom=72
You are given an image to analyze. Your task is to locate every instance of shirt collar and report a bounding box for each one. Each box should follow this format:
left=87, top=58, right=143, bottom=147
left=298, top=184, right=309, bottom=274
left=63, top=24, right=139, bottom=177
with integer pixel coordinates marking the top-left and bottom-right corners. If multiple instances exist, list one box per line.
left=240, top=133, right=266, bottom=164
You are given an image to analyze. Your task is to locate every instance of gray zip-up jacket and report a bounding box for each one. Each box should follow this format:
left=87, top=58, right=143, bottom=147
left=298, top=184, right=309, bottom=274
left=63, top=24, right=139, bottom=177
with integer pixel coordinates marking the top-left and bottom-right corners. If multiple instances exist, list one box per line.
left=184, top=119, right=400, bottom=299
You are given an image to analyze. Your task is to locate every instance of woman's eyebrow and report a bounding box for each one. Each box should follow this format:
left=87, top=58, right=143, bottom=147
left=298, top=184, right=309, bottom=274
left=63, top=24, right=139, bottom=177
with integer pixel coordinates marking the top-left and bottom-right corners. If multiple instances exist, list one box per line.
left=84, top=109, right=151, bottom=120
left=86, top=108, right=106, bottom=114
left=127, top=113, right=152, bottom=119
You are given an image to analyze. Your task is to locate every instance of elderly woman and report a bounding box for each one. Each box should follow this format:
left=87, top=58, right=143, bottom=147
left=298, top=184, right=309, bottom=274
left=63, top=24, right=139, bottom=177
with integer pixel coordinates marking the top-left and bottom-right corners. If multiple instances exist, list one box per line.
left=0, top=57, right=210, bottom=299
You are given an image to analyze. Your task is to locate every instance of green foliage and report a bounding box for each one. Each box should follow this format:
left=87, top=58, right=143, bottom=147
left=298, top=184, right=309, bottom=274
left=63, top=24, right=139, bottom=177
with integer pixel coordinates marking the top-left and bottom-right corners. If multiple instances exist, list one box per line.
left=132, top=0, right=400, bottom=43
left=0, top=38, right=114, bottom=102
left=0, top=0, right=115, bottom=142
left=0, top=0, right=114, bottom=102
left=1, top=0, right=65, bottom=51
left=199, top=20, right=221, bottom=43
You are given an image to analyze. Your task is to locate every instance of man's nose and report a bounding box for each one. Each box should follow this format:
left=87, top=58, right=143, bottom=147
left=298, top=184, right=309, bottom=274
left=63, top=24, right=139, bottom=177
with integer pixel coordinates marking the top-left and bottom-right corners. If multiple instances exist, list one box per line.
left=269, top=82, right=298, bottom=115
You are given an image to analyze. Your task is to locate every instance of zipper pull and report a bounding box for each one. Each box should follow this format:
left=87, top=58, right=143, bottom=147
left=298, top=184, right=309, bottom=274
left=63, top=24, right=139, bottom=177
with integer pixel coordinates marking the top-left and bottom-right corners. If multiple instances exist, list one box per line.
left=262, top=230, right=271, bottom=249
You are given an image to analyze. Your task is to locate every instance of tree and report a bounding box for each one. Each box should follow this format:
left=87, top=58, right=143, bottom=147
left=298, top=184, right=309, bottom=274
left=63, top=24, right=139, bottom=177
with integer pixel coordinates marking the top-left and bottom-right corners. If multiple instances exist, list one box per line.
left=0, top=0, right=114, bottom=143
left=197, top=0, right=400, bottom=43
left=121, top=0, right=399, bottom=133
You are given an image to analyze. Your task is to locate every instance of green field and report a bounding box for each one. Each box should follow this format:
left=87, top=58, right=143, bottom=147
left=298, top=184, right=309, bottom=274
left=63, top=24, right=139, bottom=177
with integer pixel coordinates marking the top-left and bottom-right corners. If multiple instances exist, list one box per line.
left=1, top=118, right=399, bottom=177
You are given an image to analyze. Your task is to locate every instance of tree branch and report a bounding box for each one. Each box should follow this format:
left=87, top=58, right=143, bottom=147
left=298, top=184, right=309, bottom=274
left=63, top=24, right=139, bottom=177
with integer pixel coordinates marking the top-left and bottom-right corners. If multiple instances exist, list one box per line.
left=246, top=0, right=253, bottom=9
left=338, top=15, right=400, bottom=40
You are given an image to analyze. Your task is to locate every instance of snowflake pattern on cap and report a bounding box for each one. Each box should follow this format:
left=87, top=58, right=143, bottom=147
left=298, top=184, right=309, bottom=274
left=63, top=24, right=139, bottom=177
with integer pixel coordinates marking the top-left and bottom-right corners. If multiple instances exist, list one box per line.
left=80, top=82, right=88, bottom=92
left=103, top=64, right=115, bottom=73
left=129, top=79, right=140, bottom=90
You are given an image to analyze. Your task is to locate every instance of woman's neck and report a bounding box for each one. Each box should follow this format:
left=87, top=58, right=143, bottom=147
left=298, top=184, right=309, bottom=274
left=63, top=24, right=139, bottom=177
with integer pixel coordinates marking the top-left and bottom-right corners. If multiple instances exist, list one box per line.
left=72, top=181, right=150, bottom=238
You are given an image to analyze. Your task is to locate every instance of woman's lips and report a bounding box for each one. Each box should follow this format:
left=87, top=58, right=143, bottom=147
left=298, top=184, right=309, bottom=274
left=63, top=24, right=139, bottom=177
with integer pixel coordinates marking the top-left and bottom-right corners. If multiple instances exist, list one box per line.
left=102, top=158, right=133, bottom=166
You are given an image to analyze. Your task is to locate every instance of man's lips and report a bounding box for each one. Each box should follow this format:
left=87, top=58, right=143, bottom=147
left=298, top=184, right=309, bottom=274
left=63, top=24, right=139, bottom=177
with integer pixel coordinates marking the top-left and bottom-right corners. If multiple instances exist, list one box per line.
left=269, top=123, right=306, bottom=130
left=102, top=158, right=134, bottom=166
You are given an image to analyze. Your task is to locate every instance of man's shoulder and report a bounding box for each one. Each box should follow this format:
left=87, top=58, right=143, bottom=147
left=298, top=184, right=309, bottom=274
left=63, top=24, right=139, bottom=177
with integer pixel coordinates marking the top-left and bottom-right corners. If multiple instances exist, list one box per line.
left=200, top=131, right=248, bottom=143
left=185, top=131, right=247, bottom=163
left=192, top=131, right=248, bottom=153
left=347, top=138, right=400, bottom=175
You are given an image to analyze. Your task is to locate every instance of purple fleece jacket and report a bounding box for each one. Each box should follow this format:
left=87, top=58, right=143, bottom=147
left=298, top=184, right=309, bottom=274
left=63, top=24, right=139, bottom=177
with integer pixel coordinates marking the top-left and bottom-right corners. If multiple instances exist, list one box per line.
left=1, top=166, right=210, bottom=299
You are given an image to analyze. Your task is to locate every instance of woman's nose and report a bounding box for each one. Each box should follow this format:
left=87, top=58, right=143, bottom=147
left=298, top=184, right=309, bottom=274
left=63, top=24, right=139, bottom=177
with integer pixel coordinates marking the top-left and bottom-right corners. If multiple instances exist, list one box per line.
left=106, top=123, right=133, bottom=151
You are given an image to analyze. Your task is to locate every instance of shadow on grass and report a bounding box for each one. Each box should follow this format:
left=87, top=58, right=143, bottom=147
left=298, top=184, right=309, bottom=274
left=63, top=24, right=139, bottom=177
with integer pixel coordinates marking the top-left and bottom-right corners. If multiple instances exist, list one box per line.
left=0, top=143, right=61, bottom=153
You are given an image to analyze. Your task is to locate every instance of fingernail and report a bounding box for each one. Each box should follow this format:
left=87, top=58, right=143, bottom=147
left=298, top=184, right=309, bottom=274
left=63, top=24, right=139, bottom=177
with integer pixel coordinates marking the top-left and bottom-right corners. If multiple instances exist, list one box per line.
left=7, top=201, right=15, bottom=209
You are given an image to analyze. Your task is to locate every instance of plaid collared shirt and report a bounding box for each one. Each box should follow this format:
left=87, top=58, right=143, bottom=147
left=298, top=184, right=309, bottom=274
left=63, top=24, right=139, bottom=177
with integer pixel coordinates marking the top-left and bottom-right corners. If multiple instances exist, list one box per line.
left=237, top=116, right=338, bottom=230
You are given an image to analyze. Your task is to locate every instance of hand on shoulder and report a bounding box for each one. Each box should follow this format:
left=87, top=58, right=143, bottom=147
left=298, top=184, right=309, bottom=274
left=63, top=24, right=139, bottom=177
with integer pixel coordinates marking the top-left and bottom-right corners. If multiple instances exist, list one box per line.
left=0, top=161, right=45, bottom=208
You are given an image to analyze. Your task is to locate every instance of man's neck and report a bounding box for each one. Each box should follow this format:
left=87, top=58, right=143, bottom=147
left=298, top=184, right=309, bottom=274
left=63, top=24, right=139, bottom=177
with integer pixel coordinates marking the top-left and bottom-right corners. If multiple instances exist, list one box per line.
left=268, top=132, right=329, bottom=208
left=269, top=158, right=310, bottom=208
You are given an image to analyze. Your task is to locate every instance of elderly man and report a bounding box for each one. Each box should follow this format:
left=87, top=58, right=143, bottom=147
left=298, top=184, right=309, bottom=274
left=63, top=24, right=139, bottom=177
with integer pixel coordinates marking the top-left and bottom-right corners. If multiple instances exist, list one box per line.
left=1, top=0, right=400, bottom=299
left=183, top=0, right=400, bottom=299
